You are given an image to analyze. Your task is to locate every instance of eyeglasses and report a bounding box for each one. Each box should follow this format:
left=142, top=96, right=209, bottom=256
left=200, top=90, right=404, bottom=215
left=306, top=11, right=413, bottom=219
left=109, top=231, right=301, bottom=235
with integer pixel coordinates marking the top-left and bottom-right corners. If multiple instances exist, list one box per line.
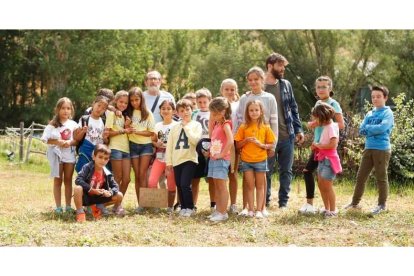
left=147, top=77, right=160, bottom=81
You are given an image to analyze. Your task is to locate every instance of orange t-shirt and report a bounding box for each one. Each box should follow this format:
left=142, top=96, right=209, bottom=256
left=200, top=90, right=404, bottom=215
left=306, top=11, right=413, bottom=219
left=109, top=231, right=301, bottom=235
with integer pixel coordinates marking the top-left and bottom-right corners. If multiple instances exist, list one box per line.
left=234, top=123, right=276, bottom=163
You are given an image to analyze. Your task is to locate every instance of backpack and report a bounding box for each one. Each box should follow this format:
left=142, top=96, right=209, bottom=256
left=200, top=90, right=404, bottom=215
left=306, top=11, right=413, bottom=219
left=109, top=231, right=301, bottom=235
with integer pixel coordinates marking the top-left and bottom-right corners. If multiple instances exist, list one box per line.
left=338, top=111, right=352, bottom=149
left=76, top=115, right=90, bottom=155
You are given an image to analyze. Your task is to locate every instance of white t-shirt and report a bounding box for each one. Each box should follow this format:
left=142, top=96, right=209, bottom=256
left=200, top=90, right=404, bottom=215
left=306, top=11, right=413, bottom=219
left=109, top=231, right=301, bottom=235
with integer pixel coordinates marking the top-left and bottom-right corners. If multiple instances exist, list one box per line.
left=78, top=116, right=105, bottom=145
left=143, top=90, right=176, bottom=123
left=230, top=101, right=239, bottom=135
left=192, top=110, right=210, bottom=138
left=41, top=119, right=78, bottom=163
left=154, top=121, right=178, bottom=161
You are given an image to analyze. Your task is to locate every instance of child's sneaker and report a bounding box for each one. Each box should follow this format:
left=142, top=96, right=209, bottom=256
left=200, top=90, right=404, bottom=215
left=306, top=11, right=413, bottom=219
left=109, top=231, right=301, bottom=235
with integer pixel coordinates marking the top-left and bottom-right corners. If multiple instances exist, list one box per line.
left=229, top=204, right=238, bottom=214
left=238, top=208, right=249, bottom=217
left=96, top=204, right=109, bottom=216
left=166, top=207, right=174, bottom=214
left=343, top=203, right=362, bottom=211
left=76, top=212, right=86, bottom=223
left=183, top=208, right=195, bottom=217
left=90, top=205, right=102, bottom=220
left=135, top=206, right=146, bottom=214
left=179, top=208, right=187, bottom=216
left=174, top=204, right=181, bottom=213
left=255, top=211, right=264, bottom=219
left=113, top=206, right=126, bottom=217
left=210, top=212, right=228, bottom=222
left=54, top=207, right=63, bottom=214
left=298, top=203, right=317, bottom=214
left=247, top=211, right=254, bottom=217
left=324, top=210, right=338, bottom=218
left=262, top=209, right=270, bottom=218
left=371, top=205, right=386, bottom=215
left=207, top=210, right=219, bottom=219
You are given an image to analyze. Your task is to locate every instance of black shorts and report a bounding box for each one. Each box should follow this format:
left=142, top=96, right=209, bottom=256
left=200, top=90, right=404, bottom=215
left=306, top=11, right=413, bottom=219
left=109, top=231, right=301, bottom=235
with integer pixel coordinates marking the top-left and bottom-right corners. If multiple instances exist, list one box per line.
left=82, top=194, right=113, bottom=206
left=193, top=155, right=209, bottom=179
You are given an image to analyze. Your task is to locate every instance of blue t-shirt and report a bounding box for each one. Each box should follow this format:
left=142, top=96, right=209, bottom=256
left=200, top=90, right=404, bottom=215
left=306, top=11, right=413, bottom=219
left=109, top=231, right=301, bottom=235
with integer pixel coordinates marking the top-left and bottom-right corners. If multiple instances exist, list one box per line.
left=313, top=98, right=342, bottom=143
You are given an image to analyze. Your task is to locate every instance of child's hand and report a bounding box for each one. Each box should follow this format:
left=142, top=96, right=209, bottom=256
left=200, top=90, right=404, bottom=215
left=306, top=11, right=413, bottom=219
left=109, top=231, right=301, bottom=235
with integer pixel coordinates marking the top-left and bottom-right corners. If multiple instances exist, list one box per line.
left=61, top=140, right=71, bottom=148
left=115, top=109, right=123, bottom=117
left=103, top=128, right=110, bottom=139
left=124, top=128, right=133, bottom=134
left=89, top=189, right=103, bottom=196
left=267, top=149, right=275, bottom=158
left=310, top=142, right=318, bottom=150
left=307, top=120, right=318, bottom=129
left=202, top=150, right=211, bottom=158
left=125, top=116, right=132, bottom=127
left=155, top=141, right=164, bottom=148
left=102, top=190, right=112, bottom=198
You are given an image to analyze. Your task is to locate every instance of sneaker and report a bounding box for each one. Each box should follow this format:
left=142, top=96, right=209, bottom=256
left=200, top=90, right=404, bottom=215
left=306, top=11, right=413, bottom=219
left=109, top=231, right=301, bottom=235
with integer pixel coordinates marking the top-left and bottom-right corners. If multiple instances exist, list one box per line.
left=255, top=211, right=264, bottom=219
left=182, top=208, right=195, bottom=217
left=174, top=204, right=181, bottom=213
left=238, top=208, right=249, bottom=216
left=210, top=206, right=216, bottom=213
left=319, top=207, right=327, bottom=214
left=166, top=207, right=174, bottom=214
left=54, top=207, right=63, bottom=214
left=344, top=203, right=362, bottom=210
left=135, top=206, right=146, bottom=214
left=324, top=210, right=338, bottom=218
left=179, top=208, right=187, bottom=216
left=207, top=210, right=219, bottom=219
left=262, top=209, right=270, bottom=217
left=247, top=211, right=254, bottom=217
left=229, top=204, right=238, bottom=214
left=298, top=203, right=317, bottom=214
left=96, top=204, right=109, bottom=216
left=371, top=205, right=386, bottom=215
left=153, top=208, right=161, bottom=213
left=113, top=206, right=126, bottom=217
left=76, top=212, right=86, bottom=223
left=210, top=212, right=228, bottom=222
left=65, top=206, right=75, bottom=213
left=90, top=205, right=102, bottom=220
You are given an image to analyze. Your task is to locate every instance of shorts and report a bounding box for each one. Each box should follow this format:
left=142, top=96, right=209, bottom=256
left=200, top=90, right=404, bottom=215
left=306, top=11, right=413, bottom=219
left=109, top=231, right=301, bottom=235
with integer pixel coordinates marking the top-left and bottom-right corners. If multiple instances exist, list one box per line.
left=129, top=142, right=154, bottom=158
left=82, top=193, right=113, bottom=206
left=239, top=160, right=268, bottom=172
left=229, top=142, right=239, bottom=173
left=193, top=154, right=208, bottom=178
left=110, top=149, right=130, bottom=160
left=317, top=158, right=336, bottom=180
left=207, top=159, right=230, bottom=180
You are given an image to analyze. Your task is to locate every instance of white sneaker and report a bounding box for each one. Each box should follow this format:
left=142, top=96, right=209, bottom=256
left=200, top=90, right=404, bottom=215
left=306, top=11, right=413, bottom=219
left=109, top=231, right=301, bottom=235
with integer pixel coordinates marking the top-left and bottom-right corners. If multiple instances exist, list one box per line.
left=238, top=208, right=248, bottom=216
left=262, top=209, right=270, bottom=217
left=179, top=208, right=187, bottom=216
left=207, top=210, right=219, bottom=219
left=298, top=203, right=317, bottom=214
left=210, top=212, right=228, bottom=222
left=247, top=211, right=254, bottom=217
left=183, top=208, right=195, bottom=217
left=255, top=211, right=264, bottom=219
left=229, top=204, right=238, bottom=214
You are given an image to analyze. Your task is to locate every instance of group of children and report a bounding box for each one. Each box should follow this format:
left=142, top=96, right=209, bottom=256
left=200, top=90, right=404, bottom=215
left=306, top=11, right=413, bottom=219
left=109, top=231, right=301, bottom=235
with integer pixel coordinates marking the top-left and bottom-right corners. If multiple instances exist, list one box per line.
left=41, top=66, right=394, bottom=223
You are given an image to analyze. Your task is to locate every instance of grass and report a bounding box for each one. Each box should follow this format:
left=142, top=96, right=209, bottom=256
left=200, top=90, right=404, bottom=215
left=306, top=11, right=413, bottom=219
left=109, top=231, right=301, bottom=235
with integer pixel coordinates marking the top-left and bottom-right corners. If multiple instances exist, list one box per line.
left=1, top=146, right=414, bottom=247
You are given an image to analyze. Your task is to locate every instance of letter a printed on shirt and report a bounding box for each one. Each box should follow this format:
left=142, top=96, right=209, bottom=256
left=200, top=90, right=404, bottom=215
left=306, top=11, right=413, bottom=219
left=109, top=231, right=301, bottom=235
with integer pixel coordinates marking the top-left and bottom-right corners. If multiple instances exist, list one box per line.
left=175, top=129, right=190, bottom=149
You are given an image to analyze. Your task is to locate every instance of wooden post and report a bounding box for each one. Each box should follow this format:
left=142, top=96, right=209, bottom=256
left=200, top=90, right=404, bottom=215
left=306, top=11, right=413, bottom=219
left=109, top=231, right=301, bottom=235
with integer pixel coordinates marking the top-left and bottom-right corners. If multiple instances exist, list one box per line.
left=19, top=122, right=24, bottom=162
left=25, top=122, right=35, bottom=162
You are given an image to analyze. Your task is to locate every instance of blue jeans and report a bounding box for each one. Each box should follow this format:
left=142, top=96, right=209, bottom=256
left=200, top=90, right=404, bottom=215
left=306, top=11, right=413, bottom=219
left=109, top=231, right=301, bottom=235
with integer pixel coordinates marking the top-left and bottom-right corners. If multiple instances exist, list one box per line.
left=266, top=137, right=294, bottom=207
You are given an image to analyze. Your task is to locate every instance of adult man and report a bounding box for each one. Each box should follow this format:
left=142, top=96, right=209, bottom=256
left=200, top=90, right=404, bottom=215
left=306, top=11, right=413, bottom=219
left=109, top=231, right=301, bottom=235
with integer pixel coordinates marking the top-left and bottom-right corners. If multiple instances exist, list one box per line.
left=265, top=52, right=304, bottom=208
left=143, top=70, right=176, bottom=123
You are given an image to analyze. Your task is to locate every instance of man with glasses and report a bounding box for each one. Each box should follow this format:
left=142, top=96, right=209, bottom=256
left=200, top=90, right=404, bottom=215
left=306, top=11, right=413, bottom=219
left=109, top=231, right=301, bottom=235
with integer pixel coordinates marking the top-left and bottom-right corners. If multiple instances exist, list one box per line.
left=264, top=52, right=304, bottom=209
left=143, top=70, right=176, bottom=123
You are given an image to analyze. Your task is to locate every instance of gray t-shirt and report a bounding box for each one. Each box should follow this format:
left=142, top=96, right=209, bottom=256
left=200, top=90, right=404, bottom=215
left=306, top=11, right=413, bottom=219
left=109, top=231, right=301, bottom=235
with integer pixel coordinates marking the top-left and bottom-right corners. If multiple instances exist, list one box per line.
left=265, top=83, right=289, bottom=140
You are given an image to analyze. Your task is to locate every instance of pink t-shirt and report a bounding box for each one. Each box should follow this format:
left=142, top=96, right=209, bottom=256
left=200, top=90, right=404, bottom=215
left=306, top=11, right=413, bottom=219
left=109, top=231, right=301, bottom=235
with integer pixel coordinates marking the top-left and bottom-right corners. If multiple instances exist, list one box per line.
left=319, top=122, right=339, bottom=145
left=210, top=120, right=232, bottom=161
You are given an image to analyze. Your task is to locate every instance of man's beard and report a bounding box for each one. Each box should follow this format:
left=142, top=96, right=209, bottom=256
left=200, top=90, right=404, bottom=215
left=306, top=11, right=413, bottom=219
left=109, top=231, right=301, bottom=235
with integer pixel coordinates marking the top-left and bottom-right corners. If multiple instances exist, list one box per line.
left=271, top=68, right=284, bottom=79
left=147, top=85, right=160, bottom=94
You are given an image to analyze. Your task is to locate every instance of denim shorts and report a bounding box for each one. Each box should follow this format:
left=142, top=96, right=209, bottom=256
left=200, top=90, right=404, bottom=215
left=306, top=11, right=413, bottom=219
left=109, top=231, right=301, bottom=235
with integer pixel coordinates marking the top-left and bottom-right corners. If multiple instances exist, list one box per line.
left=318, top=158, right=336, bottom=180
left=129, top=142, right=154, bottom=158
left=207, top=159, right=230, bottom=180
left=110, top=149, right=130, bottom=160
left=239, top=160, right=268, bottom=172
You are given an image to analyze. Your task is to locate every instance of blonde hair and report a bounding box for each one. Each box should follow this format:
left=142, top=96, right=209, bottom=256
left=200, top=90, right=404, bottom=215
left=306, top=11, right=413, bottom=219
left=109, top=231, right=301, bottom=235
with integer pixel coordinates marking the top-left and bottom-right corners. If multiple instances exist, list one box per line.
left=195, top=88, right=212, bottom=100
left=246, top=66, right=265, bottom=90
left=244, top=100, right=266, bottom=127
left=114, top=90, right=129, bottom=109
left=209, top=97, right=231, bottom=120
left=50, top=97, right=74, bottom=128
left=220, top=78, right=240, bottom=102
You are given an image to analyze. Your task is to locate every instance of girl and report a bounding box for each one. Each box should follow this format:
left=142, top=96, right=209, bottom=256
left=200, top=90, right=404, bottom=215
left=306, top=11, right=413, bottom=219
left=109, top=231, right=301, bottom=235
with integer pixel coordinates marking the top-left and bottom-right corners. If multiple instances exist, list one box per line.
left=311, top=102, right=342, bottom=218
left=126, top=87, right=155, bottom=214
left=104, top=90, right=132, bottom=216
left=41, top=97, right=78, bottom=214
left=74, top=95, right=109, bottom=173
left=207, top=97, right=234, bottom=222
left=220, top=79, right=240, bottom=214
left=234, top=100, right=276, bottom=218
left=148, top=100, right=178, bottom=213
left=299, top=76, right=345, bottom=214
left=165, top=99, right=202, bottom=217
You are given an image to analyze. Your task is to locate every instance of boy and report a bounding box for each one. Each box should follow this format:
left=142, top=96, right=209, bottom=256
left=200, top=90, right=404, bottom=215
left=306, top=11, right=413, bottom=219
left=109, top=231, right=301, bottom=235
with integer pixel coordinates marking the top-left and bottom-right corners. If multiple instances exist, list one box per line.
left=165, top=99, right=202, bottom=217
left=345, top=85, right=394, bottom=215
left=191, top=88, right=215, bottom=213
left=74, top=144, right=124, bottom=222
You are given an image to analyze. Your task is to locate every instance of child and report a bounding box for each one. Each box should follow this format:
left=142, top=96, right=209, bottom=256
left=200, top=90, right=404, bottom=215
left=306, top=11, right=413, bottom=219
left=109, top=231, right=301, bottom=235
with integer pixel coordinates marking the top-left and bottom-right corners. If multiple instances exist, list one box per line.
left=74, top=95, right=109, bottom=173
left=220, top=78, right=240, bottom=214
left=235, top=66, right=278, bottom=216
left=165, top=99, right=202, bottom=217
left=84, top=88, right=119, bottom=123
left=345, top=85, right=394, bottom=215
left=74, top=144, right=124, bottom=222
left=182, top=92, right=197, bottom=111
left=126, top=87, right=155, bottom=214
left=41, top=97, right=78, bottom=214
left=235, top=100, right=276, bottom=218
left=104, top=90, right=132, bottom=215
left=148, top=100, right=179, bottom=213
left=299, top=76, right=345, bottom=214
left=311, top=102, right=342, bottom=218
left=207, top=97, right=234, bottom=222
left=191, top=88, right=215, bottom=212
